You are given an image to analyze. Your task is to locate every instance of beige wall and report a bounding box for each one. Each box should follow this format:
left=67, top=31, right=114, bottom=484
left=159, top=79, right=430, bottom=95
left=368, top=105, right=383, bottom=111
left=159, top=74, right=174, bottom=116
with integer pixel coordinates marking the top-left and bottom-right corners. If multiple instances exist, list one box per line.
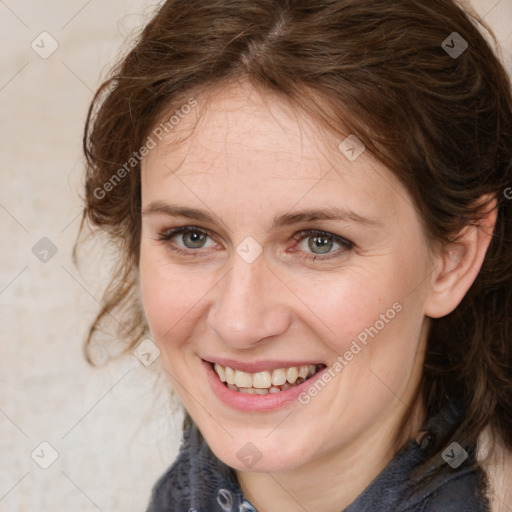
left=1, top=1, right=511, bottom=510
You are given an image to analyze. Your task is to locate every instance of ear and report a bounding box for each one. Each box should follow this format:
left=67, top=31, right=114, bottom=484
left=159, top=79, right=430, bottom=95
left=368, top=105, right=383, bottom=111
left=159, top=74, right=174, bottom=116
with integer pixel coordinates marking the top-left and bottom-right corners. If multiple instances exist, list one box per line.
left=424, top=195, right=498, bottom=319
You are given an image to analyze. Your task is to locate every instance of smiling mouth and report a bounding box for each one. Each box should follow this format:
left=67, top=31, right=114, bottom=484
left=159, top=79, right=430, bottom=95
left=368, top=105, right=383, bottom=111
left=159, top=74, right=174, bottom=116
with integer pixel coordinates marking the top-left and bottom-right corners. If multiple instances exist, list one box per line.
left=211, top=362, right=326, bottom=395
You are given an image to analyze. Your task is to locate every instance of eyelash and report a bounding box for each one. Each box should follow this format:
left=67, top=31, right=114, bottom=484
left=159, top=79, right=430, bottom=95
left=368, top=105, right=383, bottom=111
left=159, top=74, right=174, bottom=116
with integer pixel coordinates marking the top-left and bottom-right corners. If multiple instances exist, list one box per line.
left=156, top=227, right=217, bottom=257
left=291, top=229, right=354, bottom=260
left=156, top=226, right=354, bottom=260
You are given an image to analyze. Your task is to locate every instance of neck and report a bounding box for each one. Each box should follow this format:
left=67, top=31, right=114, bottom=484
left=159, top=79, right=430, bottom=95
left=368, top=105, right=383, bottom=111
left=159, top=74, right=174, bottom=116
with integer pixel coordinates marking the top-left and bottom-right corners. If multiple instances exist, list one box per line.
left=236, top=396, right=425, bottom=512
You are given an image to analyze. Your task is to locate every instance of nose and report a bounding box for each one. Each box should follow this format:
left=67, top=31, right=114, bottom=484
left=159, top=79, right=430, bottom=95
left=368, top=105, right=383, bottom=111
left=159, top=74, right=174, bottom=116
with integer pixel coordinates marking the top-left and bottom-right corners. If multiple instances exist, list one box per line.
left=206, top=254, right=291, bottom=348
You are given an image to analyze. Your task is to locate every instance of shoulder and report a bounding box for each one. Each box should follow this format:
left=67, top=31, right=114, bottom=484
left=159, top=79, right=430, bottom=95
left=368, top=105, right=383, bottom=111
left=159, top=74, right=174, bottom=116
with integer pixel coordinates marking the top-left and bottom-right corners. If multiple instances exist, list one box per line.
left=399, top=462, right=489, bottom=512
left=146, top=424, right=245, bottom=512
left=146, top=427, right=195, bottom=512
left=419, top=476, right=488, bottom=512
left=146, top=457, right=191, bottom=512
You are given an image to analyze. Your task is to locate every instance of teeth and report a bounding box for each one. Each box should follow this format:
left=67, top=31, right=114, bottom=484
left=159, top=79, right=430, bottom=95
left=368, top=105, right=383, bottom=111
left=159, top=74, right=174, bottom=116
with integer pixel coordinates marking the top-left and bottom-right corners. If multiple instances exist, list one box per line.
left=271, top=368, right=287, bottom=386
left=252, top=371, right=272, bottom=388
left=298, top=365, right=309, bottom=379
left=239, top=387, right=256, bottom=394
left=286, top=366, right=299, bottom=384
left=214, top=363, right=226, bottom=382
left=213, top=363, right=320, bottom=393
left=235, top=370, right=253, bottom=388
left=225, top=366, right=236, bottom=385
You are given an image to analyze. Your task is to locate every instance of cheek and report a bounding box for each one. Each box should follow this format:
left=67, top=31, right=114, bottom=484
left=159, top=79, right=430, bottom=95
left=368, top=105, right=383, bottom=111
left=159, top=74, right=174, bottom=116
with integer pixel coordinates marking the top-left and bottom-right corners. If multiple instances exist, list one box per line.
left=307, top=253, right=427, bottom=363
left=139, top=230, right=429, bottom=363
left=292, top=268, right=399, bottom=339
left=138, top=245, right=210, bottom=346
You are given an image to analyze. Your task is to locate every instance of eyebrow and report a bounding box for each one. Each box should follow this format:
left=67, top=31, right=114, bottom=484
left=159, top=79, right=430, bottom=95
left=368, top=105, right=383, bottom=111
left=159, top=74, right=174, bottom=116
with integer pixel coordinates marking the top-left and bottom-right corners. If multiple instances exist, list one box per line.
left=142, top=201, right=383, bottom=229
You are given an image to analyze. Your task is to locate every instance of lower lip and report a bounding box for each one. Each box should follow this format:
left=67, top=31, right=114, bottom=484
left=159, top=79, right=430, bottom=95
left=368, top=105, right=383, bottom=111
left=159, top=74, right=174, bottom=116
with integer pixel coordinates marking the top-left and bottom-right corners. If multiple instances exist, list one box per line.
left=203, top=360, right=326, bottom=412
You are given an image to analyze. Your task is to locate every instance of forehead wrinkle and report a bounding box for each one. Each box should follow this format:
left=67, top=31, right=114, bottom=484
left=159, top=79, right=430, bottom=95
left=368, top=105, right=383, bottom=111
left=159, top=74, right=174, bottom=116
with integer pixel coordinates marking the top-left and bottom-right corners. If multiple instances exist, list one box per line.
left=198, top=87, right=322, bottom=163
left=142, top=84, right=408, bottom=233
left=146, top=84, right=345, bottom=184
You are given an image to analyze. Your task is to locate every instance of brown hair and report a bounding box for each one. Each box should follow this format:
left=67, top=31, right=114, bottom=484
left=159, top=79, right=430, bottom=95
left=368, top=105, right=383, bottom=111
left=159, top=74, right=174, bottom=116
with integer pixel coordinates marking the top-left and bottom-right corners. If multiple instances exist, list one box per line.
left=79, top=0, right=512, bottom=469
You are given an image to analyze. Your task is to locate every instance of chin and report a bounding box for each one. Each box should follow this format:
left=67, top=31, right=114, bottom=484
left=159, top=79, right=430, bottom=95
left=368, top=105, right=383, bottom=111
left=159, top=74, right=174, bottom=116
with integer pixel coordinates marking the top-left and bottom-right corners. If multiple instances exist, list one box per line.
left=199, top=424, right=319, bottom=474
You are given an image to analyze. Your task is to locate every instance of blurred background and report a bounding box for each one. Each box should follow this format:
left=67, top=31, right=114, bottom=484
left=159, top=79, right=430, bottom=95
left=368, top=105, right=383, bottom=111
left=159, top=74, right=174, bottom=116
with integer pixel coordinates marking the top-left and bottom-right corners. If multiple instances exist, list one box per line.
left=1, top=1, right=511, bottom=510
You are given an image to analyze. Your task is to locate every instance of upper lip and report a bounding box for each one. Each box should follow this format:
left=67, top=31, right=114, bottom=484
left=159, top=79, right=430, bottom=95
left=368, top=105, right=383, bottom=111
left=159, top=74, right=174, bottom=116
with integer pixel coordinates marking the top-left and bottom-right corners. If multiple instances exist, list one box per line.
left=203, top=358, right=325, bottom=373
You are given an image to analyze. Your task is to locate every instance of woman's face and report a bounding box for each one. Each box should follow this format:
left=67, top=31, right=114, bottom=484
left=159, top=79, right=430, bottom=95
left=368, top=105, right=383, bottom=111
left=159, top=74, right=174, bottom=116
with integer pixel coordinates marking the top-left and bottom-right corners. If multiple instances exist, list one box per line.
left=139, top=83, right=435, bottom=474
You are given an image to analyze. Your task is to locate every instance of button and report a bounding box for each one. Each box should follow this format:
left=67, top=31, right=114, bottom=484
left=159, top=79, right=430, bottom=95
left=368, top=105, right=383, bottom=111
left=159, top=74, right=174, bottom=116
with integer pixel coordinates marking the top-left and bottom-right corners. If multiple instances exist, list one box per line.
left=416, top=430, right=434, bottom=450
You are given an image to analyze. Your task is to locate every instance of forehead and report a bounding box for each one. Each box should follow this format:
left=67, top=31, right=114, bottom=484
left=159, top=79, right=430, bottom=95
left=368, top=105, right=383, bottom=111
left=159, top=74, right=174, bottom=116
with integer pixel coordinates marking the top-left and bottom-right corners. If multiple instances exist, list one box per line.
left=141, top=83, right=411, bottom=222
left=149, top=84, right=334, bottom=175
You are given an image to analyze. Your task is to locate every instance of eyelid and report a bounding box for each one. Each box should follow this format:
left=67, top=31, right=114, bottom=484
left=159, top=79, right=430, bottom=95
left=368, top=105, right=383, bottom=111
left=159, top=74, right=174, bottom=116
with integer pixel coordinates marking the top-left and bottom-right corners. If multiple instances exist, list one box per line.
left=291, top=229, right=354, bottom=248
left=156, top=225, right=220, bottom=254
left=156, top=225, right=353, bottom=259
left=288, top=229, right=354, bottom=261
left=157, top=225, right=215, bottom=241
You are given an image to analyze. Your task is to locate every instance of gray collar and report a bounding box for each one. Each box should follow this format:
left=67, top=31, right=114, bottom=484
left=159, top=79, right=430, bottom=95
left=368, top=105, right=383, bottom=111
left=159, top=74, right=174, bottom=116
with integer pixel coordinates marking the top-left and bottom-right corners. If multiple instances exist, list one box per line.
left=147, top=402, right=489, bottom=512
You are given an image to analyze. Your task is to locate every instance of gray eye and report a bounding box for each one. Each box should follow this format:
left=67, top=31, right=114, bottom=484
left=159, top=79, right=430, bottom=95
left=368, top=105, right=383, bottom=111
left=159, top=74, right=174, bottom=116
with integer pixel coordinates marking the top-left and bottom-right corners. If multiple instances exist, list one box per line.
left=308, top=235, right=334, bottom=254
left=182, top=231, right=207, bottom=248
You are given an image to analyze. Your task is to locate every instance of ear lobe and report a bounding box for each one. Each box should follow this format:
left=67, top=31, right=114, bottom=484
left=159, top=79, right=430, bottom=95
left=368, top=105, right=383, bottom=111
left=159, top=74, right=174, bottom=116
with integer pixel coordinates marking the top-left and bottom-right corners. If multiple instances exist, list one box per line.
left=424, top=196, right=497, bottom=319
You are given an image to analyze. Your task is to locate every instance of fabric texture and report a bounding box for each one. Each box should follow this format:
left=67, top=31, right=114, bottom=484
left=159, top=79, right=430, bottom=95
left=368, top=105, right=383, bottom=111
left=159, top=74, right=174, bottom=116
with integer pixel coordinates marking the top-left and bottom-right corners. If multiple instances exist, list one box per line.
left=146, top=402, right=489, bottom=512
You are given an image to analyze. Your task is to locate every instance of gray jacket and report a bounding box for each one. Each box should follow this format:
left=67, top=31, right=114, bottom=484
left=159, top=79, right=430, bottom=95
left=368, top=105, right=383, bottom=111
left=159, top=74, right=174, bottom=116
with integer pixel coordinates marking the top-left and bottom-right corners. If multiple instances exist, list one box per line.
left=147, top=402, right=489, bottom=511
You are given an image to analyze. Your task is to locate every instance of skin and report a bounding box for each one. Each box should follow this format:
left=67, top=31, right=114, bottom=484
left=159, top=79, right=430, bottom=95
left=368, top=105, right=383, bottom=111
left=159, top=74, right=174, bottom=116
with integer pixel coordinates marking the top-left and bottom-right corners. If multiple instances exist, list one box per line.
left=139, top=81, right=496, bottom=512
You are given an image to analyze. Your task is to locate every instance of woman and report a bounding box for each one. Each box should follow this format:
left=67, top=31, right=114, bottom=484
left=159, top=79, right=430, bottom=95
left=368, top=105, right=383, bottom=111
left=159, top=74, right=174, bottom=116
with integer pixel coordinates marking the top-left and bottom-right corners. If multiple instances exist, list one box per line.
left=80, top=0, right=512, bottom=510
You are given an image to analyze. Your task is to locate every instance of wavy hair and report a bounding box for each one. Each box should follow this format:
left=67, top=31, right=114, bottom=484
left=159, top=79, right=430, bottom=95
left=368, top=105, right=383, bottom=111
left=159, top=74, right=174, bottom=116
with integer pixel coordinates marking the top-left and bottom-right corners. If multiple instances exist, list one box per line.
left=79, top=0, right=512, bottom=477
